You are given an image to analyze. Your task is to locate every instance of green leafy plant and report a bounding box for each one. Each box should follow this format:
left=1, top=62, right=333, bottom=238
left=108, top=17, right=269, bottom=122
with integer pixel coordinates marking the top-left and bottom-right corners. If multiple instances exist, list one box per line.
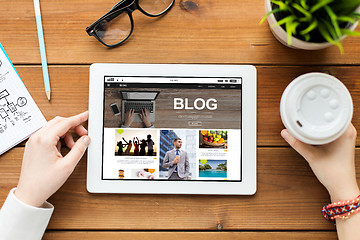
left=260, top=0, right=360, bottom=53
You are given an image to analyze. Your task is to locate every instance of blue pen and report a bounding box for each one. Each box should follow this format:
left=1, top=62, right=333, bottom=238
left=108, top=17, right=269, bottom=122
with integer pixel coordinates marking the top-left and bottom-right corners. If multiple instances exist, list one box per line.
left=34, top=0, right=51, bottom=101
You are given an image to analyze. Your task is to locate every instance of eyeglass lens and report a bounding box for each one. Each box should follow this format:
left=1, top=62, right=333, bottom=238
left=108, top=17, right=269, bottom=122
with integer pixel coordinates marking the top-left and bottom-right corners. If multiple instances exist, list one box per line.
left=138, top=0, right=174, bottom=16
left=94, top=12, right=132, bottom=46
left=93, top=0, right=174, bottom=46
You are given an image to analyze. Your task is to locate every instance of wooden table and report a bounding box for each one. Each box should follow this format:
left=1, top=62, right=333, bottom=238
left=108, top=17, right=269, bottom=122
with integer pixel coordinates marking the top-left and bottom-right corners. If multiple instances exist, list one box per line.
left=0, top=0, right=359, bottom=239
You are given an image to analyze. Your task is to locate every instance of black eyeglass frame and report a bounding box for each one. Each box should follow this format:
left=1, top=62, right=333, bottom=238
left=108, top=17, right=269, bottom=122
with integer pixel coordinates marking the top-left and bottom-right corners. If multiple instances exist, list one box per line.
left=86, top=0, right=175, bottom=47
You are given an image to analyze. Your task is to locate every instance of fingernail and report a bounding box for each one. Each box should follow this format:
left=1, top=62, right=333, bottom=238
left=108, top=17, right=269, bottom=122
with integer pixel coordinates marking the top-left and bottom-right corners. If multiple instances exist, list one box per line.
left=281, top=130, right=288, bottom=140
left=84, top=136, right=91, bottom=146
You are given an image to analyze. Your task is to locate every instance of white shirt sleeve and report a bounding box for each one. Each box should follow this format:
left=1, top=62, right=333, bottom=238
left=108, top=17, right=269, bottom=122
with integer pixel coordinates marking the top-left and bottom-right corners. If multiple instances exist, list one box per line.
left=0, top=188, right=54, bottom=240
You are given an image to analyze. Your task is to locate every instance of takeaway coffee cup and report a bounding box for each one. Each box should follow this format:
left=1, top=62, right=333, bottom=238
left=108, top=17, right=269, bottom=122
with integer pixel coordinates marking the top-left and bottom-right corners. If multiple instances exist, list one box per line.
left=280, top=72, right=353, bottom=145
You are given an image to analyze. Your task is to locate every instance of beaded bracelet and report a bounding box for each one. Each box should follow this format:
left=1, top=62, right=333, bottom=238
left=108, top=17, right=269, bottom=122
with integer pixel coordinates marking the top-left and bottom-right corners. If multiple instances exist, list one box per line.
left=322, top=195, right=360, bottom=223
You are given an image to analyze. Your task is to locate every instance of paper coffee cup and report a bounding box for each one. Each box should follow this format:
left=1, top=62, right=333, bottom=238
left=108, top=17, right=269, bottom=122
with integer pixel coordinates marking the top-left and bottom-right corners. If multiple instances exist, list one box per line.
left=280, top=72, right=353, bottom=145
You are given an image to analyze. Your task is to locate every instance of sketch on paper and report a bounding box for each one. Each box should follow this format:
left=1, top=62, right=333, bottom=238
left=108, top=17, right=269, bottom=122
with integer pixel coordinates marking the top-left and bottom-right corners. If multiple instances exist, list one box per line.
left=0, top=89, right=30, bottom=134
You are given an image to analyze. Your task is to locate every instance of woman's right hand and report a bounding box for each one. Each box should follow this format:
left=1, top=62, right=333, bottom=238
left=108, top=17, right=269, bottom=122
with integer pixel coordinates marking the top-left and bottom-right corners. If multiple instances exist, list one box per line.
left=281, top=124, right=360, bottom=202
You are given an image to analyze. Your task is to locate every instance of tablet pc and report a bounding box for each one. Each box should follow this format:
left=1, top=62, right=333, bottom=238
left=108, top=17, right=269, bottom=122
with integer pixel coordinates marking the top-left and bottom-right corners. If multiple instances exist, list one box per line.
left=87, top=64, right=256, bottom=195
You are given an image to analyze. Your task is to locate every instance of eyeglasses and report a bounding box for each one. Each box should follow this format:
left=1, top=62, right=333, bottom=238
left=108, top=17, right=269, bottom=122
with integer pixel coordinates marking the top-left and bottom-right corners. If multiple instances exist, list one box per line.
left=86, top=0, right=175, bottom=47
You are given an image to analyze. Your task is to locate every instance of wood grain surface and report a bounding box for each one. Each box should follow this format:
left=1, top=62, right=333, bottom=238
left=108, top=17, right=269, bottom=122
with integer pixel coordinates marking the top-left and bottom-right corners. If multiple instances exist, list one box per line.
left=1, top=147, right=359, bottom=231
left=1, top=0, right=360, bottom=238
left=42, top=231, right=338, bottom=240
left=0, top=0, right=359, bottom=65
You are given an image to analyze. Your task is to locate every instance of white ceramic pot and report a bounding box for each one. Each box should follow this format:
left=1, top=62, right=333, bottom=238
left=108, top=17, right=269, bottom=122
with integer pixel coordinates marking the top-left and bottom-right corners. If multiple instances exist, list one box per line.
left=265, top=0, right=359, bottom=50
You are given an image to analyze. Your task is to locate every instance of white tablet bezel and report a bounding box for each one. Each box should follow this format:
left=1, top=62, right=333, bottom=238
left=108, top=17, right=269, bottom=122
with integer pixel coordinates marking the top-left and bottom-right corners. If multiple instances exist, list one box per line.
left=87, top=64, right=256, bottom=195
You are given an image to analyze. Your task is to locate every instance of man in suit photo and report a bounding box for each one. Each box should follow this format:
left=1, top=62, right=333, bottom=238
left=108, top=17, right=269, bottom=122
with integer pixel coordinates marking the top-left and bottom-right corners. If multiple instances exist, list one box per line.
left=162, top=138, right=190, bottom=180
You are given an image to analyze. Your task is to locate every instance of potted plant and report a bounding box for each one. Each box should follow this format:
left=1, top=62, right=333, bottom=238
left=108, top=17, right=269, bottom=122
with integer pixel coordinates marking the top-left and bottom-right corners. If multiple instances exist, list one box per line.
left=260, top=0, right=360, bottom=53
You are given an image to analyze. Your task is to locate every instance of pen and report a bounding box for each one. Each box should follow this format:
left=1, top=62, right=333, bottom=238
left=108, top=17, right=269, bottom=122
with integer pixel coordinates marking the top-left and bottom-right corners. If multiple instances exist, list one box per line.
left=34, top=0, right=51, bottom=101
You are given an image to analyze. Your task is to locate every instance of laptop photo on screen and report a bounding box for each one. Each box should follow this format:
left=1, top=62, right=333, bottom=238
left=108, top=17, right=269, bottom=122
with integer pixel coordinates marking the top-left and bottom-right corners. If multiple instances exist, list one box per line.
left=120, top=91, right=159, bottom=123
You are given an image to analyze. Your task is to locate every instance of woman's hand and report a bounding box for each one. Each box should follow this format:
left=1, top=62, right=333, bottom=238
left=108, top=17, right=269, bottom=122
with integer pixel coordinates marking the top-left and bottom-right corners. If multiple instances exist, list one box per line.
left=15, top=111, right=91, bottom=207
left=281, top=124, right=359, bottom=202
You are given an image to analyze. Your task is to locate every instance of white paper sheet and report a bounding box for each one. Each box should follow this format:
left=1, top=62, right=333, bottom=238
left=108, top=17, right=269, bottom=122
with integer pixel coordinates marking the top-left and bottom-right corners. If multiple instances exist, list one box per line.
left=0, top=43, right=46, bottom=155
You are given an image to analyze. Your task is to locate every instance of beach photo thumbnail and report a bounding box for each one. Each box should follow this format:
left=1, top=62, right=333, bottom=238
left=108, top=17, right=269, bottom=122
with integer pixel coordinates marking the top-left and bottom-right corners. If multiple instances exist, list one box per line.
left=199, top=159, right=227, bottom=179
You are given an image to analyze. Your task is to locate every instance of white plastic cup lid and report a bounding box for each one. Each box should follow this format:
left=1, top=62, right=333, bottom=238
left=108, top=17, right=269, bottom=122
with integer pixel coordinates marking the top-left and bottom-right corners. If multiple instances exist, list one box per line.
left=280, top=72, right=353, bottom=145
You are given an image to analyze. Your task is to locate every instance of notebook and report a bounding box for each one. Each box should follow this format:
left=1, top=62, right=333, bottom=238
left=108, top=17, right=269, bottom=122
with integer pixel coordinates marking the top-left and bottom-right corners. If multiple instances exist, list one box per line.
left=0, top=43, right=46, bottom=155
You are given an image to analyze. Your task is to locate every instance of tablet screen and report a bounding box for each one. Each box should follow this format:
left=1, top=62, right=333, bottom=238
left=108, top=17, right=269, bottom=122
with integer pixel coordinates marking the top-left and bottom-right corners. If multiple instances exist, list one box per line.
left=102, top=76, right=242, bottom=182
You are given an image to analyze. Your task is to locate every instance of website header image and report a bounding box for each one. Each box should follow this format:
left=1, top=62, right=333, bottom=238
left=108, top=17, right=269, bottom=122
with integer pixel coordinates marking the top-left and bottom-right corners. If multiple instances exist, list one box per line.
left=104, top=85, right=241, bottom=129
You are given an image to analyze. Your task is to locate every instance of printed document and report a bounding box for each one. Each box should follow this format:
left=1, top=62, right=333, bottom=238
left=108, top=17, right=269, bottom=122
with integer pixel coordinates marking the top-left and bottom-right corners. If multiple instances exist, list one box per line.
left=0, top=43, right=46, bottom=155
